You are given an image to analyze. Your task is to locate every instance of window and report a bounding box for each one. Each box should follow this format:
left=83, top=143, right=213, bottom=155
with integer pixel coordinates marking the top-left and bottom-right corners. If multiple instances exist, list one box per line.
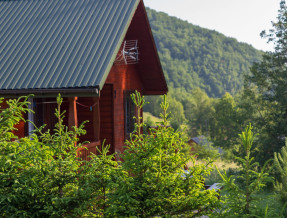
left=124, top=90, right=136, bottom=137
left=27, top=98, right=63, bottom=135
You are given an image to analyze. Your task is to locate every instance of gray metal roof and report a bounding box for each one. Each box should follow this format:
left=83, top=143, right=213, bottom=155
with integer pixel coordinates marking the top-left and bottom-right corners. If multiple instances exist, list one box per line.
left=191, top=135, right=208, bottom=145
left=0, top=0, right=139, bottom=92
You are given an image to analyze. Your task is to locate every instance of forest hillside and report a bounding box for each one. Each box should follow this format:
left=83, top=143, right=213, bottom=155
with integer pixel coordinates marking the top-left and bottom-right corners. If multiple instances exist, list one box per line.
left=146, top=8, right=263, bottom=97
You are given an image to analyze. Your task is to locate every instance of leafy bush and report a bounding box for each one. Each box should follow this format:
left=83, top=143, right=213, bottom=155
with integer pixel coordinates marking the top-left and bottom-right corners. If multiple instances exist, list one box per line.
left=0, top=96, right=113, bottom=217
left=214, top=124, right=273, bottom=217
left=107, top=92, right=220, bottom=217
left=274, top=141, right=287, bottom=216
left=0, top=94, right=221, bottom=217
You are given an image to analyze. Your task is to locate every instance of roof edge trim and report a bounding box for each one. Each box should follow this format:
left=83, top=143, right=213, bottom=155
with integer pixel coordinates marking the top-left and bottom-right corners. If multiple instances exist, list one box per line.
left=0, top=87, right=100, bottom=98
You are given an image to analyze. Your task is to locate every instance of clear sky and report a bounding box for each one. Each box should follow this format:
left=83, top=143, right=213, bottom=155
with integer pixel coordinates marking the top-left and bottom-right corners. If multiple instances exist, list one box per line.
left=143, top=0, right=281, bottom=51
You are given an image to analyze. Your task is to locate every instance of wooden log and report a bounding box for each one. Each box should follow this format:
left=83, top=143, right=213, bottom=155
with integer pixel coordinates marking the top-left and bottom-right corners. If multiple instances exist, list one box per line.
left=93, top=97, right=100, bottom=141
left=68, top=97, right=78, bottom=130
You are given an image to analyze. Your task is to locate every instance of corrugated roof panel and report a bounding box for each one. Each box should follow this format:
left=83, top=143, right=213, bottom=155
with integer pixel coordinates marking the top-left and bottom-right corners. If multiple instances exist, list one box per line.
left=0, top=0, right=139, bottom=91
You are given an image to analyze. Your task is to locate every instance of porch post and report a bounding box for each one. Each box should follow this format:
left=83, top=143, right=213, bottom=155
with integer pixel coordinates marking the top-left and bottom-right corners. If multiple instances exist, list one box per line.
left=68, top=97, right=78, bottom=130
left=93, top=97, right=100, bottom=141
left=28, top=97, right=34, bottom=135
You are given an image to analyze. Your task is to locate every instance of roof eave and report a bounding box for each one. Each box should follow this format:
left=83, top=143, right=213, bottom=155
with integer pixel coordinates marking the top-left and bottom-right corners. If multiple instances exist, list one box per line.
left=0, top=87, right=100, bottom=98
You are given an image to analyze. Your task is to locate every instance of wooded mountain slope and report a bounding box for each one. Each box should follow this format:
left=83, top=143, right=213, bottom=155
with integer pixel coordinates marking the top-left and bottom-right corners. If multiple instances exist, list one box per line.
left=146, top=8, right=263, bottom=97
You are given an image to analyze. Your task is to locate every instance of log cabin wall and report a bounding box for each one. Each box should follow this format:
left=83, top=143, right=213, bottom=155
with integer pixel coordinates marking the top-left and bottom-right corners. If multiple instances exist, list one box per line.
left=0, top=65, right=142, bottom=154
left=99, top=84, right=114, bottom=154
left=104, top=63, right=143, bottom=154
left=76, top=97, right=99, bottom=144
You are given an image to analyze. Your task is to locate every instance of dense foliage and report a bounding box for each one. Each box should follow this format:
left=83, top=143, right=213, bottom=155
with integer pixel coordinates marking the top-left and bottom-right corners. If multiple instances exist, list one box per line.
left=214, top=125, right=272, bottom=217
left=107, top=92, right=220, bottom=217
left=0, top=94, right=221, bottom=217
left=242, top=0, right=287, bottom=163
left=274, top=141, right=287, bottom=207
left=144, top=7, right=264, bottom=157
left=145, top=88, right=249, bottom=156
left=0, top=96, right=101, bottom=217
left=146, top=7, right=263, bottom=97
left=143, top=2, right=287, bottom=216
left=145, top=3, right=287, bottom=165
left=3, top=2, right=287, bottom=215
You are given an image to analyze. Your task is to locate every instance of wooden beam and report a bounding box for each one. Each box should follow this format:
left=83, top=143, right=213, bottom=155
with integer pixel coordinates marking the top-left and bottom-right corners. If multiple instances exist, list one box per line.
left=68, top=97, right=78, bottom=130
left=92, top=97, right=100, bottom=141
left=28, top=97, right=34, bottom=135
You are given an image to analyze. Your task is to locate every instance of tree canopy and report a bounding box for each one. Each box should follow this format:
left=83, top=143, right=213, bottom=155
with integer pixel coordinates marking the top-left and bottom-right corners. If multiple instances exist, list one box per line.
left=146, top=7, right=263, bottom=98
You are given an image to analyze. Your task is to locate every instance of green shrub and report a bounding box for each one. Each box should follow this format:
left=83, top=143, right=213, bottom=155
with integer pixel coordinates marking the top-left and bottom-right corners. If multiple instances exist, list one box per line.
left=107, top=92, right=221, bottom=217
left=0, top=94, right=221, bottom=217
left=213, top=124, right=273, bottom=217
left=274, top=141, right=287, bottom=216
left=0, top=95, right=114, bottom=217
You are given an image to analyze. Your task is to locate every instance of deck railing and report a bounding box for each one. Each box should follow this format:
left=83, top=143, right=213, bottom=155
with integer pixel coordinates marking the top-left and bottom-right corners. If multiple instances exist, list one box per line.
left=77, top=141, right=101, bottom=161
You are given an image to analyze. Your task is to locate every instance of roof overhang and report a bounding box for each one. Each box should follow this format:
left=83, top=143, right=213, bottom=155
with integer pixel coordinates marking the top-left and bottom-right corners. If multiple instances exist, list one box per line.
left=0, top=87, right=100, bottom=98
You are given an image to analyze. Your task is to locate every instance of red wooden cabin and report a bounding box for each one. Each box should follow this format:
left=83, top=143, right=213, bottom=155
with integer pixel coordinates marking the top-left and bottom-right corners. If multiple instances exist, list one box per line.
left=0, top=0, right=167, bottom=157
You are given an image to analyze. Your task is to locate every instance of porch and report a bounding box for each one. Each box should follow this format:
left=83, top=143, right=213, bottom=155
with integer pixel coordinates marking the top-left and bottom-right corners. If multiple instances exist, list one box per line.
left=77, top=141, right=101, bottom=161
left=26, top=92, right=113, bottom=161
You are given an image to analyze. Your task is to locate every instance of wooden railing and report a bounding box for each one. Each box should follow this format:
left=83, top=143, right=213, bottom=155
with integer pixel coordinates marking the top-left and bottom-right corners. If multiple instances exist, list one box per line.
left=77, top=141, right=101, bottom=161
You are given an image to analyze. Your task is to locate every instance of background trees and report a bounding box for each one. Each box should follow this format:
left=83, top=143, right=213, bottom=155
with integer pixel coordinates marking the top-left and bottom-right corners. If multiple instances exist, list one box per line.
left=146, top=7, right=262, bottom=98
left=210, top=92, right=243, bottom=150
left=145, top=1, right=287, bottom=164
left=144, top=6, right=263, bottom=160
left=243, top=0, right=287, bottom=162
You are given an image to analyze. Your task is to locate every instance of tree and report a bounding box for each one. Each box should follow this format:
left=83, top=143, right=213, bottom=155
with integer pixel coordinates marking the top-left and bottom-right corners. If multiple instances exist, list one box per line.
left=166, top=96, right=186, bottom=130
left=33, top=96, right=94, bottom=217
left=145, top=91, right=186, bottom=130
left=107, top=92, right=220, bottom=217
left=215, top=124, right=272, bottom=217
left=0, top=94, right=221, bottom=217
left=211, top=92, right=241, bottom=149
left=0, top=96, right=115, bottom=217
left=244, top=0, right=287, bottom=162
left=274, top=141, right=287, bottom=205
left=146, top=7, right=262, bottom=98
left=184, top=88, right=214, bottom=137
